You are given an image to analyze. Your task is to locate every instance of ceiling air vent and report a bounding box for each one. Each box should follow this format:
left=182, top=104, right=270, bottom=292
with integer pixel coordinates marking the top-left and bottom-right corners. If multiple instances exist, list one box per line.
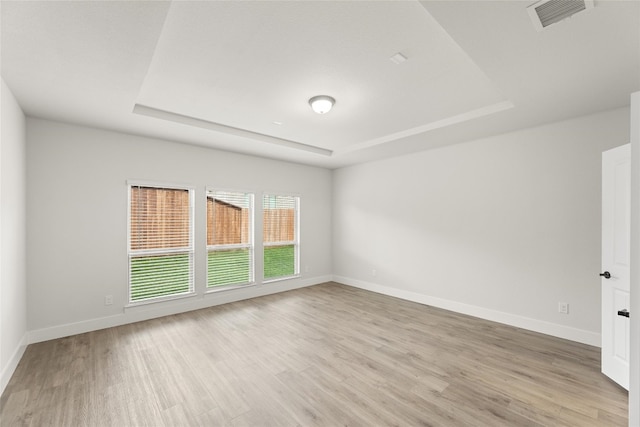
left=527, top=0, right=594, bottom=31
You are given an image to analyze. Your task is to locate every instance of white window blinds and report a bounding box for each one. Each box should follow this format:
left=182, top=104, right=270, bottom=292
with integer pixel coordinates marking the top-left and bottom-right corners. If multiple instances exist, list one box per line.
left=128, top=185, right=194, bottom=303
left=207, top=190, right=254, bottom=288
left=263, top=194, right=299, bottom=280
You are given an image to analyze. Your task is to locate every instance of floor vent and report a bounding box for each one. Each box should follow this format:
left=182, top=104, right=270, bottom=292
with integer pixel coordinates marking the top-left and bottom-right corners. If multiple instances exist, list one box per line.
left=527, top=0, right=594, bottom=31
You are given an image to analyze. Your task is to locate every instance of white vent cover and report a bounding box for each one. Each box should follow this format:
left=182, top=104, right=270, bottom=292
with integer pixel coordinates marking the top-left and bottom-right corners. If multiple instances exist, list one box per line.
left=527, top=0, right=594, bottom=31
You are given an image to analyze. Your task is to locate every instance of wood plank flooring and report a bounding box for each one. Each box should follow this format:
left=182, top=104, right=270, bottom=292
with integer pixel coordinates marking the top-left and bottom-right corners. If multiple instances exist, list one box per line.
left=1, top=282, right=628, bottom=426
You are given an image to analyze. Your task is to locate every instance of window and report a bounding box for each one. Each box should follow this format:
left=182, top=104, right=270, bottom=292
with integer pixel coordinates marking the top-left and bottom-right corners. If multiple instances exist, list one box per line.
left=128, top=184, right=194, bottom=303
left=207, top=190, right=254, bottom=288
left=263, top=194, right=299, bottom=280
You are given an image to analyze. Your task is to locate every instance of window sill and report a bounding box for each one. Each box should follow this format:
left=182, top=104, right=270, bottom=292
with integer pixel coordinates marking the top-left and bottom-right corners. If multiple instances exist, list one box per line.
left=124, top=291, right=197, bottom=310
left=205, top=283, right=257, bottom=294
left=263, top=274, right=300, bottom=284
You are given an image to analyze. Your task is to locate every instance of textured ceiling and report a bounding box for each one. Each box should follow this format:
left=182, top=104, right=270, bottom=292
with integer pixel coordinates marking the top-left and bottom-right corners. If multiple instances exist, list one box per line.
left=2, top=1, right=639, bottom=168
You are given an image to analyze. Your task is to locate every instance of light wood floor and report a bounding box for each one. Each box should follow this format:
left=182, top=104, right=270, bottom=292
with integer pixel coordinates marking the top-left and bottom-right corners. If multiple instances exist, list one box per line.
left=1, top=282, right=628, bottom=426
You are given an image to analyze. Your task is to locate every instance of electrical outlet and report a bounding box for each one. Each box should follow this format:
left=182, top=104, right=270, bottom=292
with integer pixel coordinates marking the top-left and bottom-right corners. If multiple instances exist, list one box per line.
left=105, top=295, right=113, bottom=306
left=372, top=269, right=377, bottom=277
left=558, top=302, right=569, bottom=314
left=305, top=265, right=310, bottom=273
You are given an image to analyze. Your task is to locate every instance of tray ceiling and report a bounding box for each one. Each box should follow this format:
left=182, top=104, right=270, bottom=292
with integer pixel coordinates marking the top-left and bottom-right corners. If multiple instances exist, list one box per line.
left=2, top=1, right=638, bottom=168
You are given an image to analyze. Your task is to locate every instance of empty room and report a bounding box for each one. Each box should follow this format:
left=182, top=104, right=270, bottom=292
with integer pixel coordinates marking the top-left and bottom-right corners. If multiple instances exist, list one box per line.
left=1, top=0, right=639, bottom=425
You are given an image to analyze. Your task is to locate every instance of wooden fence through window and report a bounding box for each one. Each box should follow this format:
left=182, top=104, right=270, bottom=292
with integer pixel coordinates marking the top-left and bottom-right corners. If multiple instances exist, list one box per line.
left=130, top=187, right=191, bottom=251
left=207, top=198, right=249, bottom=245
left=130, top=191, right=295, bottom=249
left=207, top=198, right=294, bottom=246
left=263, top=208, right=295, bottom=243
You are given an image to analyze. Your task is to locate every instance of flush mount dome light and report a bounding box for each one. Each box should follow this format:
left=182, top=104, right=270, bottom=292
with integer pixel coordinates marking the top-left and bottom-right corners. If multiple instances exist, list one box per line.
left=309, top=95, right=335, bottom=114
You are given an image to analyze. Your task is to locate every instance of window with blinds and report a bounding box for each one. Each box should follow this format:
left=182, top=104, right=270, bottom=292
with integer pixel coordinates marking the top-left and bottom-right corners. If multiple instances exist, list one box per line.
left=263, top=194, right=299, bottom=280
left=207, top=190, right=254, bottom=288
left=128, top=185, right=194, bottom=303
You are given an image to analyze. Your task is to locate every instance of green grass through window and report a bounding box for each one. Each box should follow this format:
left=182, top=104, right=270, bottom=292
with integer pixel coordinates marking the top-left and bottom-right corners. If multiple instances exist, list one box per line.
left=264, top=245, right=295, bottom=279
left=130, top=253, right=192, bottom=301
left=131, top=245, right=296, bottom=299
left=208, top=249, right=251, bottom=287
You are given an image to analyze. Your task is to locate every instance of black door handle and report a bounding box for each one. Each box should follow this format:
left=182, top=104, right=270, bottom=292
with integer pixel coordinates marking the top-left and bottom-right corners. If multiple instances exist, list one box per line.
left=600, top=271, right=611, bottom=279
left=618, top=309, right=629, bottom=318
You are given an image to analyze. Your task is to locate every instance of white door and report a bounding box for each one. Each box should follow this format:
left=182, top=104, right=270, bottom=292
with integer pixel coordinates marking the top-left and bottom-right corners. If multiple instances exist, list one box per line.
left=602, top=143, right=631, bottom=390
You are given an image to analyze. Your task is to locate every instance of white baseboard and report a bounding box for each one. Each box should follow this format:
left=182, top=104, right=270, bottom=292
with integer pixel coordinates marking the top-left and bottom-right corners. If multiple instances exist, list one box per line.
left=28, top=275, right=332, bottom=344
left=1, top=333, right=28, bottom=395
left=333, top=275, right=601, bottom=347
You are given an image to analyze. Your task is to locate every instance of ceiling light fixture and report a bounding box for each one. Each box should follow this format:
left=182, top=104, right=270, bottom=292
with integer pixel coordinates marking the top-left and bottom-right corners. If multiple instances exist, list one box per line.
left=309, top=95, right=335, bottom=114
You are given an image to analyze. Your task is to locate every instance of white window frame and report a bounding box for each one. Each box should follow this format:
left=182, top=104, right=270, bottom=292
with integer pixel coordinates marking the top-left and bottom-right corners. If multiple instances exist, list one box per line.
left=206, top=189, right=255, bottom=290
left=127, top=181, right=195, bottom=305
left=263, top=193, right=300, bottom=283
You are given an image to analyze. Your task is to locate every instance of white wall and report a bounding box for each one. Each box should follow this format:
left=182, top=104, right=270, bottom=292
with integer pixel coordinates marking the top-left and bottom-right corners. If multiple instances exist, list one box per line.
left=333, top=107, right=630, bottom=346
left=629, top=91, right=639, bottom=426
left=26, top=118, right=332, bottom=341
left=0, top=78, right=28, bottom=393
